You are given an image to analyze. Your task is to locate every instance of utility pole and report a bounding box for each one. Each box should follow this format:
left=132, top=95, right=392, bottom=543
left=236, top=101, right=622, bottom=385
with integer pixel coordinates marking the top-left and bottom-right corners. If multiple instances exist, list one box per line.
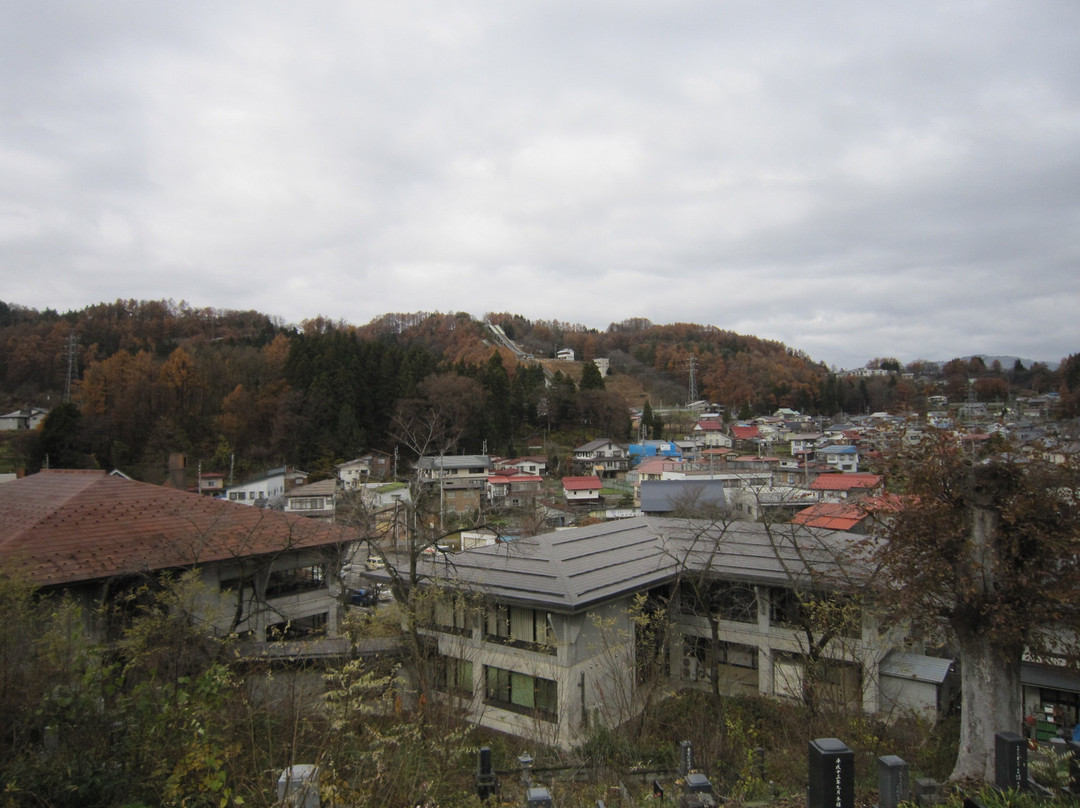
left=64, top=331, right=78, bottom=402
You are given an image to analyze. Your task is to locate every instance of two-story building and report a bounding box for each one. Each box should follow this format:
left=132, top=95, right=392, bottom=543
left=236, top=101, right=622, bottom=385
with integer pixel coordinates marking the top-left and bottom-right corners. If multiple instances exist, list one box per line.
left=283, top=478, right=337, bottom=522
left=487, top=471, right=544, bottom=508
left=573, top=439, right=630, bottom=478
left=815, top=444, right=860, bottom=473
left=0, top=470, right=357, bottom=652
left=402, top=516, right=949, bottom=749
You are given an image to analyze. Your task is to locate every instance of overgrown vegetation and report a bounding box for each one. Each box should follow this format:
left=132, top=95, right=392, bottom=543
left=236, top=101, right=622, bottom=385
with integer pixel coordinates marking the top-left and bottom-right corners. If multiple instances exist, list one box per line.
left=0, top=570, right=971, bottom=807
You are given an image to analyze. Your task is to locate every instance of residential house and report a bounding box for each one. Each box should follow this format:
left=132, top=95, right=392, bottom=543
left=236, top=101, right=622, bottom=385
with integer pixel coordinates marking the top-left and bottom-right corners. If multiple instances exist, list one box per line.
left=0, top=406, right=49, bottom=431
left=495, top=456, right=547, bottom=477
left=336, top=451, right=393, bottom=489
left=416, top=455, right=493, bottom=483
left=197, top=472, right=226, bottom=496
left=402, top=515, right=950, bottom=749
left=556, top=348, right=575, bottom=361
left=691, top=421, right=733, bottom=450
left=639, top=479, right=727, bottom=515
left=729, top=425, right=760, bottom=447
left=225, top=466, right=308, bottom=507
left=487, top=471, right=544, bottom=508
left=0, top=470, right=357, bottom=651
left=562, top=476, right=602, bottom=505
left=573, top=439, right=629, bottom=478
left=815, top=444, right=860, bottom=473
left=416, top=455, right=492, bottom=519
left=283, top=478, right=337, bottom=522
left=442, top=481, right=486, bottom=517
left=789, top=432, right=823, bottom=458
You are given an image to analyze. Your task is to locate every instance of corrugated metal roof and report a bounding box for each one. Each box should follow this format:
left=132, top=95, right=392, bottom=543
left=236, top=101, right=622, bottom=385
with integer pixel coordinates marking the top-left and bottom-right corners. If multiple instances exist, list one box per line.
left=880, top=651, right=954, bottom=684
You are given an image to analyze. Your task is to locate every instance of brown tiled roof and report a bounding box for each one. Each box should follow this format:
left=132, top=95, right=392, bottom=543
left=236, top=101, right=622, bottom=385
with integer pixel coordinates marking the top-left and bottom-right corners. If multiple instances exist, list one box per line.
left=0, top=470, right=355, bottom=588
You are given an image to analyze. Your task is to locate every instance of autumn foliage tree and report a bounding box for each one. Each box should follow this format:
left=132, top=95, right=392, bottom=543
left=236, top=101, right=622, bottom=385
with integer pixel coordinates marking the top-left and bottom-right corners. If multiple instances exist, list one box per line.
left=875, top=435, right=1080, bottom=782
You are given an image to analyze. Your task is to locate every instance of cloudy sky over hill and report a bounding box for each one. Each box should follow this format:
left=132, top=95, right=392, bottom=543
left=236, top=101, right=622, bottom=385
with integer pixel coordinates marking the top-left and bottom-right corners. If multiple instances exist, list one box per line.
left=2, top=1, right=1078, bottom=369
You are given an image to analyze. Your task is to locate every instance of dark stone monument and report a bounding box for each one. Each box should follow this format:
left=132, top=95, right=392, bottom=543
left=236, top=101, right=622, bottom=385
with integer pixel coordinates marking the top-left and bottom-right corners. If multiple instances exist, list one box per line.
left=475, top=745, right=499, bottom=800
left=679, top=740, right=694, bottom=776
left=877, top=755, right=909, bottom=808
left=993, top=731, right=1027, bottom=791
left=808, top=738, right=854, bottom=808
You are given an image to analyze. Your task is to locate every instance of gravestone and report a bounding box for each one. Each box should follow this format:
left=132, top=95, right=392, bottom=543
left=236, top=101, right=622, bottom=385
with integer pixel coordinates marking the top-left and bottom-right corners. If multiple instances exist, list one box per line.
left=877, top=755, right=909, bottom=808
left=993, top=731, right=1027, bottom=791
left=475, top=745, right=498, bottom=800
left=808, top=738, right=854, bottom=808
left=679, top=741, right=694, bottom=776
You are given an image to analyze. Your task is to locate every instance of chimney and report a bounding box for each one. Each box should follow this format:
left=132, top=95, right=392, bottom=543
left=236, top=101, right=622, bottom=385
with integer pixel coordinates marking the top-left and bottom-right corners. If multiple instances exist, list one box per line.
left=167, top=453, right=187, bottom=490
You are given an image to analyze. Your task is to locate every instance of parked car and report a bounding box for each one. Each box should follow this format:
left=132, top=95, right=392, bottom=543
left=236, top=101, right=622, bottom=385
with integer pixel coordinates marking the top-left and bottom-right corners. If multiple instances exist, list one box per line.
left=349, top=588, right=379, bottom=607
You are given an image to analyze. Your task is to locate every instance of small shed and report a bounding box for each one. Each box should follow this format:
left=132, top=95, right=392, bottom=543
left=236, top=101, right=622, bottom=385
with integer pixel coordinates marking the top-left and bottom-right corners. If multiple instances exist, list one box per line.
left=878, top=652, right=955, bottom=719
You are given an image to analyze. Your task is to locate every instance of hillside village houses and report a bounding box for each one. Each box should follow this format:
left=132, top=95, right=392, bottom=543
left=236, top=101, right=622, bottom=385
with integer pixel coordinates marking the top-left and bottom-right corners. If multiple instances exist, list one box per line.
left=5, top=395, right=1076, bottom=749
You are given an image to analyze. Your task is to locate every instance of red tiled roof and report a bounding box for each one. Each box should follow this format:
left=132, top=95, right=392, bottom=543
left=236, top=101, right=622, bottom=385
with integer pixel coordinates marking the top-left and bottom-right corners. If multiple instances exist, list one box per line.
left=808, top=473, right=883, bottom=492
left=730, top=425, right=760, bottom=439
left=0, top=470, right=355, bottom=588
left=562, top=476, right=602, bottom=491
left=792, top=502, right=868, bottom=531
left=694, top=420, right=725, bottom=431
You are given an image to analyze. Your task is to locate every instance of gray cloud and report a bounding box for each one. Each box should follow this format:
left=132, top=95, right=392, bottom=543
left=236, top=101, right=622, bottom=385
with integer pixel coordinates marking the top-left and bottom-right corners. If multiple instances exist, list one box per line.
left=2, top=0, right=1078, bottom=369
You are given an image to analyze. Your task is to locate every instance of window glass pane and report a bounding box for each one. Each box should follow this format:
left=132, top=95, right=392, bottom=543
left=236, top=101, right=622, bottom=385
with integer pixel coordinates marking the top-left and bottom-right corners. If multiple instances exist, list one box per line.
left=510, top=607, right=533, bottom=642
left=510, top=672, right=534, bottom=708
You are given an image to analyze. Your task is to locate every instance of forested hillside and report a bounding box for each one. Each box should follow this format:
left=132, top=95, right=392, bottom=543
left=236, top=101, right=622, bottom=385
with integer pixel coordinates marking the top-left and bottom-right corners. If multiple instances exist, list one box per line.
left=1, top=300, right=1075, bottom=482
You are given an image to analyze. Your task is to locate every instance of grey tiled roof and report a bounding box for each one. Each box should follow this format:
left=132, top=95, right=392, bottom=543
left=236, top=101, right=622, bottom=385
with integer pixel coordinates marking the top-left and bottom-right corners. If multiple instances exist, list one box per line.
left=416, top=515, right=864, bottom=612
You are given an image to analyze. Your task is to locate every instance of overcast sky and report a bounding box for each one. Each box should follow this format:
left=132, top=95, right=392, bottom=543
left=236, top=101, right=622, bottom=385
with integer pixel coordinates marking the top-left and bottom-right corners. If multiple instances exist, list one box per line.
left=2, top=1, right=1078, bottom=369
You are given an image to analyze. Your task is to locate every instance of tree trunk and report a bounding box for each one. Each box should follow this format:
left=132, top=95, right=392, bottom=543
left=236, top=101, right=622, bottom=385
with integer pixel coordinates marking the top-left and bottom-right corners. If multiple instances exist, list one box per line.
left=950, top=629, right=1022, bottom=782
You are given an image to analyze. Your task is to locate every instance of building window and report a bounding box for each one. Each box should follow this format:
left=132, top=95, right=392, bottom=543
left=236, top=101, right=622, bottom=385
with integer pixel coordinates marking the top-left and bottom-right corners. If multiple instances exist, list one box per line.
left=438, top=655, right=474, bottom=697
left=432, top=595, right=472, bottom=636
left=484, top=666, right=557, bottom=722
left=291, top=497, right=325, bottom=510
left=680, top=582, right=757, bottom=623
left=486, top=605, right=556, bottom=653
left=265, top=564, right=325, bottom=597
